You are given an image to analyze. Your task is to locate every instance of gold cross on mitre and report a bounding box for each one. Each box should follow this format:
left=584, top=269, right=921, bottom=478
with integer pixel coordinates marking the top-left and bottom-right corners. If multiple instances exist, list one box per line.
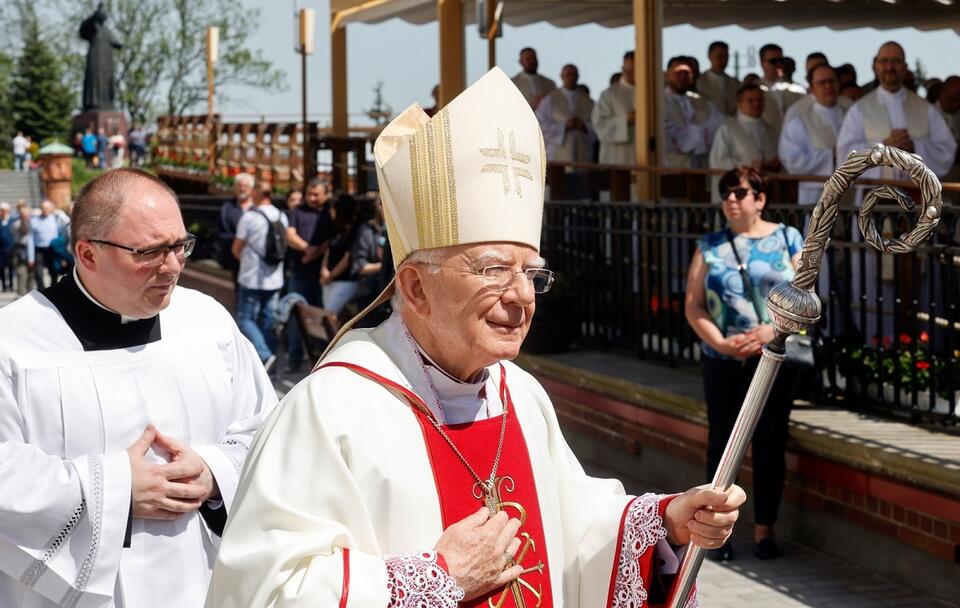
left=480, top=127, right=533, bottom=197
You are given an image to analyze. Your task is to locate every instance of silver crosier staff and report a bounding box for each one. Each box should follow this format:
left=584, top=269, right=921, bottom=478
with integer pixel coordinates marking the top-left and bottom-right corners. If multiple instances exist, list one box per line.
left=666, top=144, right=943, bottom=608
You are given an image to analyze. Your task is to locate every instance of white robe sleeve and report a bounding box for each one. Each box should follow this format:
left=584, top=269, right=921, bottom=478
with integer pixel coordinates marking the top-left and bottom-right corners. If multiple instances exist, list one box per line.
left=709, top=125, right=738, bottom=170
left=194, top=324, right=278, bottom=515
left=519, top=376, right=693, bottom=607
left=536, top=95, right=566, bottom=151
left=779, top=116, right=833, bottom=176
left=915, top=105, right=958, bottom=178
left=0, top=362, right=131, bottom=608
left=206, top=370, right=460, bottom=608
left=593, top=90, right=630, bottom=145
left=664, top=109, right=704, bottom=156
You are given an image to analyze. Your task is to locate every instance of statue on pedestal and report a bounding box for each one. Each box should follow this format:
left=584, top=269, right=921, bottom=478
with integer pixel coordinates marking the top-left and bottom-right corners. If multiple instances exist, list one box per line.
left=79, top=2, right=123, bottom=112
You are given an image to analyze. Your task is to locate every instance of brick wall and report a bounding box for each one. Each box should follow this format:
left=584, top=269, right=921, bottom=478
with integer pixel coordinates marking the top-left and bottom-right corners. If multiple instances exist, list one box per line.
left=538, top=375, right=960, bottom=566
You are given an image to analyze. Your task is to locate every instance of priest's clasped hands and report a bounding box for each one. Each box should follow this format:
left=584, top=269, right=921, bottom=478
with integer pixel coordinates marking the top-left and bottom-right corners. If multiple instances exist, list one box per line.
left=127, top=424, right=220, bottom=520
left=433, top=485, right=745, bottom=601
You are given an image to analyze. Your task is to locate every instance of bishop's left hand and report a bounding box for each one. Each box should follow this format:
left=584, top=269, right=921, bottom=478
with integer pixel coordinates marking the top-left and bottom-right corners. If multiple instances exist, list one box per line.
left=153, top=432, right=221, bottom=503
left=662, top=484, right=745, bottom=548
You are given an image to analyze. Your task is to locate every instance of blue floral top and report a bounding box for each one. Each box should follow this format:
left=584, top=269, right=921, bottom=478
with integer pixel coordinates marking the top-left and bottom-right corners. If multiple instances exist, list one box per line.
left=697, top=223, right=804, bottom=359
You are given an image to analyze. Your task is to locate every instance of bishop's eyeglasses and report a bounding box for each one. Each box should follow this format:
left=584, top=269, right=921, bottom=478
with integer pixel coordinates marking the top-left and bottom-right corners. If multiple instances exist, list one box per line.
left=90, top=234, right=197, bottom=267
left=471, top=265, right=555, bottom=294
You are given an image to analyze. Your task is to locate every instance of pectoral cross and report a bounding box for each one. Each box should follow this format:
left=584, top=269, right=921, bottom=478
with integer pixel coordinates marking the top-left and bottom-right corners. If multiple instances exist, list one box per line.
left=489, top=533, right=545, bottom=608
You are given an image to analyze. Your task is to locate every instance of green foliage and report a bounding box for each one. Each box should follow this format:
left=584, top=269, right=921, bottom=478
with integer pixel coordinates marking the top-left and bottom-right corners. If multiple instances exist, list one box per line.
left=365, top=81, right=393, bottom=126
left=837, top=331, right=960, bottom=399
left=9, top=7, right=75, bottom=142
left=71, top=157, right=104, bottom=195
left=0, top=52, right=15, bottom=142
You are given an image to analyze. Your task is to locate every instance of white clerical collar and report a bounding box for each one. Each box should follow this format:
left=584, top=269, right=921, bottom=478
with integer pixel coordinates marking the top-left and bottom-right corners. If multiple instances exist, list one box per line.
left=878, top=86, right=906, bottom=102
left=73, top=269, right=140, bottom=324
left=389, top=314, right=502, bottom=424
left=813, top=101, right=840, bottom=115
left=737, top=111, right=763, bottom=125
left=618, top=80, right=635, bottom=90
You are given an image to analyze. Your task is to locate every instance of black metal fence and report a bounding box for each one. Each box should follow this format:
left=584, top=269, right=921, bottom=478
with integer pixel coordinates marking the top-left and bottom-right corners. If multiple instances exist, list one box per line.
left=541, top=199, right=960, bottom=424
left=177, top=193, right=960, bottom=424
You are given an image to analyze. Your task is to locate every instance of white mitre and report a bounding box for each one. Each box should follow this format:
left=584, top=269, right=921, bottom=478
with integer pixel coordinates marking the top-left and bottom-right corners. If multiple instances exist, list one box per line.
left=375, top=67, right=547, bottom=266
left=318, top=68, right=546, bottom=361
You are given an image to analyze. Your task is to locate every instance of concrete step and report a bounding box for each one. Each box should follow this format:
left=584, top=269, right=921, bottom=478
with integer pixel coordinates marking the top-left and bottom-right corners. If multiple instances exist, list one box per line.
left=0, top=170, right=44, bottom=206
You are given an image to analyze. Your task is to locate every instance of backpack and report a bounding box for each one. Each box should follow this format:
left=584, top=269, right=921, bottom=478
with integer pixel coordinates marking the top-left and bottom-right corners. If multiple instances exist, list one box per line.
left=253, top=208, right=288, bottom=265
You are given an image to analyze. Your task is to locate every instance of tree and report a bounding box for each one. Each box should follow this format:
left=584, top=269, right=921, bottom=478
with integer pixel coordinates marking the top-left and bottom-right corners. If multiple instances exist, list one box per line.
left=9, top=6, right=75, bottom=142
left=57, top=0, right=285, bottom=122
left=160, top=0, right=286, bottom=117
left=0, top=52, right=15, bottom=142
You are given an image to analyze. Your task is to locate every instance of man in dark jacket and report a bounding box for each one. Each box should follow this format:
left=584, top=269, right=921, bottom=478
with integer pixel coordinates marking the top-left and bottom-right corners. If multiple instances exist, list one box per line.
left=217, top=173, right=255, bottom=284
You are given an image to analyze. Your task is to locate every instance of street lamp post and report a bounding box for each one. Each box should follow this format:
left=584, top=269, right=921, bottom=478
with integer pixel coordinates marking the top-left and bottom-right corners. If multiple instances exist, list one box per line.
left=665, top=144, right=944, bottom=608
left=297, top=8, right=315, bottom=189
left=206, top=26, right=219, bottom=175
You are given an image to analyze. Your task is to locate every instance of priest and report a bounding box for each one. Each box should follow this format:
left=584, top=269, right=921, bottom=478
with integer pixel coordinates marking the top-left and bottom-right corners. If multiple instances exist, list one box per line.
left=207, top=68, right=744, bottom=608
left=593, top=51, right=637, bottom=165
left=0, top=169, right=276, bottom=607
left=709, top=83, right=780, bottom=196
left=837, top=41, right=956, bottom=186
left=779, top=64, right=848, bottom=206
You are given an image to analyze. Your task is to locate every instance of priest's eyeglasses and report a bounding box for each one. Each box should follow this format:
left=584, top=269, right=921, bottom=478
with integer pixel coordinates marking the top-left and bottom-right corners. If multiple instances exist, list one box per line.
left=90, top=234, right=197, bottom=267
left=475, top=265, right=555, bottom=294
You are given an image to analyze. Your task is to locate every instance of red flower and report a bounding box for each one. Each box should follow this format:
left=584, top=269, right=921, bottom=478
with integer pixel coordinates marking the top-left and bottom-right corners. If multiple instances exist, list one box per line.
left=898, top=333, right=912, bottom=345
left=919, top=331, right=929, bottom=343
left=916, top=361, right=931, bottom=370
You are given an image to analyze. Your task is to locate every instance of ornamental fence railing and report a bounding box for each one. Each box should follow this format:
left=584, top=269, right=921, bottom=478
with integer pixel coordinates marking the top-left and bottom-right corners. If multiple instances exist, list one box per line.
left=177, top=178, right=960, bottom=425
left=540, top=199, right=960, bottom=424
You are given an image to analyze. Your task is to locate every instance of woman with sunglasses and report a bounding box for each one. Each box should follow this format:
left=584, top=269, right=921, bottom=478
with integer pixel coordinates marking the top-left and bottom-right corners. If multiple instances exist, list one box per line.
left=684, top=167, right=803, bottom=561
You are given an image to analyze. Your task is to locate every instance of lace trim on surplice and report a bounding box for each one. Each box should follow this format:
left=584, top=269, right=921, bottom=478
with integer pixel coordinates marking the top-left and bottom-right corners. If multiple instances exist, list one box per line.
left=385, top=551, right=464, bottom=608
left=610, top=493, right=669, bottom=608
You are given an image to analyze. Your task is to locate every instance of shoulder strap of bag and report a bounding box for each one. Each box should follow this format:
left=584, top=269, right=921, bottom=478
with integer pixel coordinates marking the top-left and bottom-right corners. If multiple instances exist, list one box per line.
left=724, top=228, right=767, bottom=323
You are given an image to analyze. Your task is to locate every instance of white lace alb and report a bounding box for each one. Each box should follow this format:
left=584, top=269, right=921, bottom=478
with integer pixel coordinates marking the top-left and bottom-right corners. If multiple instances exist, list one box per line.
left=385, top=551, right=464, bottom=608
left=610, top=493, right=669, bottom=608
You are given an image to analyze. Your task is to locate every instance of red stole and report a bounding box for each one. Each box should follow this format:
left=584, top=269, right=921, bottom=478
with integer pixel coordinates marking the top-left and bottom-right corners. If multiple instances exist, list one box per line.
left=319, top=362, right=552, bottom=608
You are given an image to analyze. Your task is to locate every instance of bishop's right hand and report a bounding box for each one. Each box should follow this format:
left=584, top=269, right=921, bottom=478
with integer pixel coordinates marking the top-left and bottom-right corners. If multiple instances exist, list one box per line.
left=127, top=425, right=210, bottom=521
left=434, top=507, right=525, bottom=601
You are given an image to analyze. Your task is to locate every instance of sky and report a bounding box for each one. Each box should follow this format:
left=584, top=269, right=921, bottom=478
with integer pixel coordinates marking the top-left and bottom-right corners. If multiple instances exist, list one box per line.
left=219, top=0, right=960, bottom=124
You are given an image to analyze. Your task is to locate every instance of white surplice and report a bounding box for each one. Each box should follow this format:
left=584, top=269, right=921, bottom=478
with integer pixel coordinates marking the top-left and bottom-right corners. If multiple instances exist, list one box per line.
left=697, top=70, right=740, bottom=116
left=779, top=101, right=846, bottom=205
left=592, top=80, right=636, bottom=166
left=761, top=79, right=805, bottom=135
left=0, top=284, right=276, bottom=608
left=206, top=313, right=691, bottom=608
left=709, top=112, right=779, bottom=197
left=512, top=72, right=557, bottom=109
left=536, top=87, right=596, bottom=163
left=837, top=86, right=957, bottom=185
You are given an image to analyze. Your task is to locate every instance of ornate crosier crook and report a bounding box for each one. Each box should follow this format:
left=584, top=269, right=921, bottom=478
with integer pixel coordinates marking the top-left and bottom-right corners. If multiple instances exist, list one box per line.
left=666, top=144, right=943, bottom=608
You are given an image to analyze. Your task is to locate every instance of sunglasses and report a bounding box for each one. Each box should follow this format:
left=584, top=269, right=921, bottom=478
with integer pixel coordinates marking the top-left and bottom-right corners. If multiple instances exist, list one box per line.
left=724, top=188, right=758, bottom=202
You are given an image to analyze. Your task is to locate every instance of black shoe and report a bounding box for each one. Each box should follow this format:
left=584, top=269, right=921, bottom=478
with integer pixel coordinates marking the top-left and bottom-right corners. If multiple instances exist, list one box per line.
left=706, top=542, right=734, bottom=561
left=754, top=537, right=780, bottom=560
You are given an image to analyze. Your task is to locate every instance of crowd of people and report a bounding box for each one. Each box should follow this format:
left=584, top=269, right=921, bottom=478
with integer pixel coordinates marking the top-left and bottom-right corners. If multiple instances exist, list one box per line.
left=0, top=198, right=73, bottom=294
left=509, top=41, right=959, bottom=196
left=75, top=123, right=149, bottom=169
left=216, top=173, right=387, bottom=373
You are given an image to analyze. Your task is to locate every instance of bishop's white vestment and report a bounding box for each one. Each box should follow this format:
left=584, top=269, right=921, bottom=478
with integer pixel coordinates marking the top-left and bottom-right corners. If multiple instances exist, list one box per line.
left=536, top=87, right=596, bottom=163
left=779, top=101, right=846, bottom=205
left=593, top=81, right=636, bottom=166
left=0, top=274, right=276, bottom=608
left=206, top=313, right=696, bottom=608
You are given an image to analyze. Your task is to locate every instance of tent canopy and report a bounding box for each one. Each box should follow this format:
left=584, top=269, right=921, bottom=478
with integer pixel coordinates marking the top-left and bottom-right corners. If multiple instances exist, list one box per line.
left=332, top=0, right=960, bottom=32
